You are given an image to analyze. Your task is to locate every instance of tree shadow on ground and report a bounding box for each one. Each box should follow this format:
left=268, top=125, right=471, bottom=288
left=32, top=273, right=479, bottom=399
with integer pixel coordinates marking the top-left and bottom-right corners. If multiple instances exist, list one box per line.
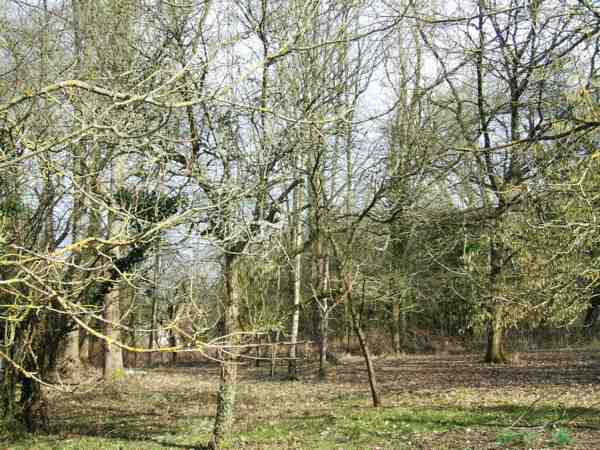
left=33, top=350, right=600, bottom=449
left=48, top=381, right=218, bottom=446
left=321, top=350, right=600, bottom=391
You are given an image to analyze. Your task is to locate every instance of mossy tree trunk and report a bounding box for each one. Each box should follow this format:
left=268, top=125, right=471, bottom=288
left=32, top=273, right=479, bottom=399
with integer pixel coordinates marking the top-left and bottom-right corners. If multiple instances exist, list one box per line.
left=0, top=360, right=21, bottom=433
left=0, top=311, right=61, bottom=433
left=485, top=305, right=507, bottom=364
left=20, top=376, right=49, bottom=433
left=391, top=298, right=407, bottom=355
left=484, top=238, right=508, bottom=364
left=210, top=253, right=240, bottom=449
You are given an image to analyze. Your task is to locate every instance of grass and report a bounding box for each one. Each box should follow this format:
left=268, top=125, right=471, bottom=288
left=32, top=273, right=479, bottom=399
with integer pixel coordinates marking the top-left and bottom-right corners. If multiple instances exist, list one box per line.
left=2, top=350, right=600, bottom=449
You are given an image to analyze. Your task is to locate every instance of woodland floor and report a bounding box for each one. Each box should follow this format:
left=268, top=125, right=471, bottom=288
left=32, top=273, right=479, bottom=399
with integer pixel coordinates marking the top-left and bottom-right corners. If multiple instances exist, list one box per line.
left=2, top=349, right=600, bottom=449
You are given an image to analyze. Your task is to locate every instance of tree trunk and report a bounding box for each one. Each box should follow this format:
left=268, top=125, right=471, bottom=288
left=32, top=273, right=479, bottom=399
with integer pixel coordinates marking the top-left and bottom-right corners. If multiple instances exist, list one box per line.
left=0, top=364, right=21, bottom=433
left=485, top=306, right=507, bottom=364
left=79, top=327, right=89, bottom=364
left=64, top=328, right=80, bottom=364
left=0, top=344, right=49, bottom=433
left=255, top=335, right=261, bottom=368
left=148, top=297, right=158, bottom=367
left=103, top=147, right=125, bottom=379
left=316, top=242, right=330, bottom=380
left=20, top=376, right=49, bottom=433
left=583, top=293, right=600, bottom=337
left=270, top=330, right=279, bottom=378
left=392, top=300, right=401, bottom=355
left=318, top=309, right=328, bottom=380
left=148, top=241, right=160, bottom=366
left=169, top=332, right=178, bottom=365
left=484, top=222, right=508, bottom=364
left=345, top=301, right=352, bottom=353
left=51, top=327, right=82, bottom=381
left=103, top=286, right=124, bottom=379
left=210, top=253, right=240, bottom=450
left=350, top=303, right=382, bottom=407
left=168, top=304, right=178, bottom=365
left=288, top=179, right=303, bottom=380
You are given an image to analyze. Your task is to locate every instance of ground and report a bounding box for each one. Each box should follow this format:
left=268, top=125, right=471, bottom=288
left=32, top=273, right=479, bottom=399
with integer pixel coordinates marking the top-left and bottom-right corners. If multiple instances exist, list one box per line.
left=2, top=349, right=600, bottom=449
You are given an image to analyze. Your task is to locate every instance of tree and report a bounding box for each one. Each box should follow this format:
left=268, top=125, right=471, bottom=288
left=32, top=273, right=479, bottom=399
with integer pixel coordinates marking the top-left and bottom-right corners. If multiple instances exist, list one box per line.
left=415, top=0, right=600, bottom=362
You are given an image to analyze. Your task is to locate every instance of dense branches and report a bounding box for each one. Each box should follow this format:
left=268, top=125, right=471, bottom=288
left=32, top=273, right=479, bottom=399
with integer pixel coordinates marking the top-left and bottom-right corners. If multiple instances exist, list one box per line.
left=1, top=0, right=599, bottom=444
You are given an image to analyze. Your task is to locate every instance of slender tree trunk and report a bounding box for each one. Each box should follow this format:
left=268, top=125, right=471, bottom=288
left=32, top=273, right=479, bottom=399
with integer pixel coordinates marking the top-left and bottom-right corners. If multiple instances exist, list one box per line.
left=315, top=242, right=330, bottom=380
left=288, top=178, right=303, bottom=380
left=392, top=296, right=408, bottom=356
left=79, top=327, right=89, bottom=364
left=270, top=330, right=279, bottom=378
left=210, top=253, right=240, bottom=449
left=255, top=335, right=261, bottom=368
left=350, top=303, right=382, bottom=407
left=148, top=241, right=160, bottom=366
left=168, top=304, right=178, bottom=365
left=318, top=308, right=329, bottom=380
left=392, top=300, right=401, bottom=355
left=400, top=308, right=406, bottom=351
left=148, top=297, right=158, bottom=367
left=345, top=301, right=352, bottom=353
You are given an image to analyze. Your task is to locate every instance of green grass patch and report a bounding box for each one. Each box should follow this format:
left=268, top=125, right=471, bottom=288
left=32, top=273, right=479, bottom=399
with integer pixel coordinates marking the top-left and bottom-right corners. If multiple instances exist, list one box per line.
left=496, top=429, right=539, bottom=447
left=233, top=401, right=578, bottom=449
left=550, top=427, right=573, bottom=447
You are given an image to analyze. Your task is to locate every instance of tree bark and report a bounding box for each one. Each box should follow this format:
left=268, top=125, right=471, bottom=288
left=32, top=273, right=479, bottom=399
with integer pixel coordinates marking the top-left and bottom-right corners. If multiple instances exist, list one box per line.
left=485, top=305, right=507, bottom=364
left=103, top=148, right=125, bottom=379
left=288, top=178, right=303, bottom=380
left=52, top=327, right=82, bottom=380
left=0, top=321, right=50, bottom=433
left=350, top=303, right=382, bottom=407
left=20, top=376, right=49, bottom=433
left=0, top=361, right=21, bottom=432
left=392, top=300, right=402, bottom=355
left=583, top=292, right=600, bottom=337
left=315, top=241, right=330, bottom=380
left=255, top=334, right=261, bottom=368
left=103, top=285, right=124, bottom=379
left=148, top=240, right=160, bottom=366
left=168, top=304, right=178, bottom=365
left=79, top=327, right=89, bottom=364
left=484, top=226, right=508, bottom=364
left=210, top=253, right=240, bottom=449
left=318, top=307, right=329, bottom=380
left=270, top=330, right=279, bottom=378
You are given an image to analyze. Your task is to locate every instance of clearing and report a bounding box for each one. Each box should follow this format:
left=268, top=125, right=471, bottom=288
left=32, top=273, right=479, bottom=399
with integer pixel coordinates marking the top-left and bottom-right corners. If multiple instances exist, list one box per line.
left=3, top=349, right=600, bottom=449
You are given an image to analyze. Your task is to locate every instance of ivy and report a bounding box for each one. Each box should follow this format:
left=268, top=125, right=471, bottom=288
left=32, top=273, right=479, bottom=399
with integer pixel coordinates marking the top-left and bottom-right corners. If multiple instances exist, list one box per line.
left=114, top=188, right=182, bottom=231
left=82, top=188, right=184, bottom=306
